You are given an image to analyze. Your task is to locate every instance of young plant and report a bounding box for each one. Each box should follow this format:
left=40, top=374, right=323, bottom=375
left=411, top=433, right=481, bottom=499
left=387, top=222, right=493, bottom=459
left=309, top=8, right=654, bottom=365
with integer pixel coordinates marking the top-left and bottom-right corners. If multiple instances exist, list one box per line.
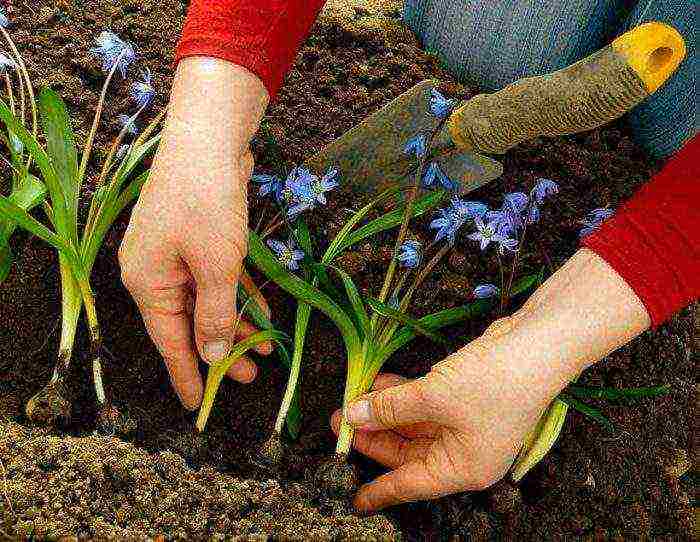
left=242, top=89, right=546, bottom=490
left=0, top=28, right=163, bottom=430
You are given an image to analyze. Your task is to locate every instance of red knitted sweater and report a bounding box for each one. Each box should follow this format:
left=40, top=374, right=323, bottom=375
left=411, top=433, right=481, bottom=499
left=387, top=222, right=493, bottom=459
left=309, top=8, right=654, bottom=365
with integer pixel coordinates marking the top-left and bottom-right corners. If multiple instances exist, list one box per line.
left=176, top=0, right=699, bottom=327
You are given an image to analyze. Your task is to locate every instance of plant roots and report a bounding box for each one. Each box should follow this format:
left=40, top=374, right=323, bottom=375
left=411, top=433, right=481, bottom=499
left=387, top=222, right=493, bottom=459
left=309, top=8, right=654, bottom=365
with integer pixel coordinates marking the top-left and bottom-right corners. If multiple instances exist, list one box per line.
left=250, top=431, right=285, bottom=472
left=25, top=379, right=72, bottom=426
left=96, top=404, right=137, bottom=437
left=313, top=453, right=360, bottom=499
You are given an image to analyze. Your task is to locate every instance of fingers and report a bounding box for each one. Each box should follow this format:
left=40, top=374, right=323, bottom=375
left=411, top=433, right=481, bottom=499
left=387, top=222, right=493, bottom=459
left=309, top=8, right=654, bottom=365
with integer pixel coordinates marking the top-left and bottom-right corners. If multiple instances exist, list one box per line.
left=344, top=376, right=441, bottom=431
left=354, top=459, right=449, bottom=513
left=330, top=411, right=432, bottom=469
left=239, top=269, right=271, bottom=320
left=236, top=319, right=273, bottom=355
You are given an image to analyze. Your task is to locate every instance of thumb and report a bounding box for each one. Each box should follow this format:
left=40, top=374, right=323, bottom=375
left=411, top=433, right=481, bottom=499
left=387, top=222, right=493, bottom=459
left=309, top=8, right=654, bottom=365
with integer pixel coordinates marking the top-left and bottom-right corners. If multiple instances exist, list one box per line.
left=344, top=377, right=439, bottom=430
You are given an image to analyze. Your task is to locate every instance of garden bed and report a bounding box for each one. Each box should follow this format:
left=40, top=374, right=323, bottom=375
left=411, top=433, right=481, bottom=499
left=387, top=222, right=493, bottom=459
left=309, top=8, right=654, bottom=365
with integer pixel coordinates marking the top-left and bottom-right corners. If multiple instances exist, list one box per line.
left=0, top=0, right=695, bottom=539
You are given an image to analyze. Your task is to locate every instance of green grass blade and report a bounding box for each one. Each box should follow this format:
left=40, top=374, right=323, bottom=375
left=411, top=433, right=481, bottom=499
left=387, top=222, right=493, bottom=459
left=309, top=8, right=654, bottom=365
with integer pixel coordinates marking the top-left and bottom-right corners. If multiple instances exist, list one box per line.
left=247, top=230, right=362, bottom=357
left=196, top=329, right=288, bottom=432
left=0, top=194, right=68, bottom=253
left=328, top=265, right=371, bottom=337
left=367, top=297, right=449, bottom=346
left=566, top=384, right=671, bottom=401
left=10, top=175, right=47, bottom=210
left=113, top=133, right=161, bottom=191
left=37, top=88, right=79, bottom=241
left=559, top=393, right=614, bottom=432
left=0, top=98, right=68, bottom=236
left=336, top=190, right=447, bottom=255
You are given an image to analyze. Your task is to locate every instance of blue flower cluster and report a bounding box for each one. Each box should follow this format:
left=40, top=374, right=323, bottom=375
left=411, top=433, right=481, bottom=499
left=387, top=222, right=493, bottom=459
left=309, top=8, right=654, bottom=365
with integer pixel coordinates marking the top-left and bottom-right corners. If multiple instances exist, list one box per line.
left=473, top=283, right=499, bottom=299
left=396, top=239, right=423, bottom=268
left=130, top=68, right=156, bottom=109
left=0, top=8, right=9, bottom=29
left=579, top=207, right=614, bottom=237
left=90, top=31, right=137, bottom=78
left=253, top=165, right=340, bottom=218
left=430, top=178, right=560, bottom=253
left=267, top=238, right=305, bottom=271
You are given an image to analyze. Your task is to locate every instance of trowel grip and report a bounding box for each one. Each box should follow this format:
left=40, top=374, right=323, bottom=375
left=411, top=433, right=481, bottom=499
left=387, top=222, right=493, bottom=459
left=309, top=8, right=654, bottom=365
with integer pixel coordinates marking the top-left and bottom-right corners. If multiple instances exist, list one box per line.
left=447, top=22, right=686, bottom=154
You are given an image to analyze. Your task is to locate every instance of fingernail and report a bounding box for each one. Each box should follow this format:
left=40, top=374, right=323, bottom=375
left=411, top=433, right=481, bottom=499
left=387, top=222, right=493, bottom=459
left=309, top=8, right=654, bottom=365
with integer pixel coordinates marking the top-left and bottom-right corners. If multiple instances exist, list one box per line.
left=345, top=399, right=372, bottom=425
left=204, top=340, right=230, bottom=363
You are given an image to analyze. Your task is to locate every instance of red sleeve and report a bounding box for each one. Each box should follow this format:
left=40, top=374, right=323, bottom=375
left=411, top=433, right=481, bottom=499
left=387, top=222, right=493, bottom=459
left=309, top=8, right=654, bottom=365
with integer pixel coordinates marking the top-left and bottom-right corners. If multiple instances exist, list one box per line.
left=176, top=1, right=326, bottom=99
left=582, top=135, right=700, bottom=328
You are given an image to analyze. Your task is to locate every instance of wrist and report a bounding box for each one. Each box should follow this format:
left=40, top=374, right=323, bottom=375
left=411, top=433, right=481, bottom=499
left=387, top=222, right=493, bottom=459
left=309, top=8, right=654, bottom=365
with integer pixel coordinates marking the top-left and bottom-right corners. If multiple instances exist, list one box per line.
left=167, top=57, right=269, bottom=158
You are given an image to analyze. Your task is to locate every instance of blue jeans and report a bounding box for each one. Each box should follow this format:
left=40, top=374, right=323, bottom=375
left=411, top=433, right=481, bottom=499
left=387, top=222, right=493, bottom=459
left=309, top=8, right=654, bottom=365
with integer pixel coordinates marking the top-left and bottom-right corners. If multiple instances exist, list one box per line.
left=404, top=0, right=697, bottom=159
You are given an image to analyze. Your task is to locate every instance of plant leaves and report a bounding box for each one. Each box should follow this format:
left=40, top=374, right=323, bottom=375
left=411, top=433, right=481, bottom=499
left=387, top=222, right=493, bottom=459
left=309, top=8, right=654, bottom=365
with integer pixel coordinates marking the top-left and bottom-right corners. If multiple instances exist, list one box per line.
left=329, top=266, right=371, bottom=337
left=196, top=329, right=288, bottom=432
left=0, top=195, right=69, bottom=254
left=0, top=244, right=12, bottom=284
left=367, top=297, right=449, bottom=346
left=559, top=393, right=614, bottom=432
left=566, top=384, right=671, bottom=401
left=38, top=88, right=79, bottom=240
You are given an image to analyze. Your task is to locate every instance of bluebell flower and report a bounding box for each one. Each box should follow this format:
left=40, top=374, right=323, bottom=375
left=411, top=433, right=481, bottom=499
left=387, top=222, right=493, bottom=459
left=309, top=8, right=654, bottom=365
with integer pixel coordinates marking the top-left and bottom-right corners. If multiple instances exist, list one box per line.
left=130, top=69, right=156, bottom=109
left=403, top=133, right=427, bottom=159
left=0, top=8, right=9, bottom=28
left=252, top=173, right=283, bottom=201
left=430, top=197, right=488, bottom=244
left=422, top=162, right=459, bottom=191
left=473, top=283, right=499, bottom=299
left=578, top=207, right=614, bottom=237
left=311, top=167, right=340, bottom=205
left=267, top=238, right=305, bottom=271
left=0, top=52, right=15, bottom=74
left=90, top=31, right=136, bottom=78
left=396, top=239, right=423, bottom=268
left=283, top=166, right=339, bottom=217
left=117, top=114, right=138, bottom=136
left=531, top=178, right=559, bottom=204
left=485, top=192, right=529, bottom=235
left=468, top=216, right=518, bottom=254
left=429, top=88, right=456, bottom=118
left=525, top=203, right=540, bottom=225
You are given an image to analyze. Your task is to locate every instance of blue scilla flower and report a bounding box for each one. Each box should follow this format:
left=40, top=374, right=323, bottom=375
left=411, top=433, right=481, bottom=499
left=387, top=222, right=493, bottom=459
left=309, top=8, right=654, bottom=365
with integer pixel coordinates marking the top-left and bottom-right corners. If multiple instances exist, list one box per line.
left=429, top=88, right=456, bottom=119
left=252, top=173, right=283, bottom=201
left=473, top=283, right=499, bottom=299
left=468, top=216, right=518, bottom=254
left=396, top=239, right=423, bottom=268
left=90, top=31, right=136, bottom=78
left=117, top=114, right=138, bottom=136
left=267, top=238, right=305, bottom=271
left=311, top=167, right=340, bottom=205
left=525, top=203, right=540, bottom=225
left=131, top=69, right=156, bottom=109
left=579, top=207, right=614, bottom=237
left=0, top=8, right=9, bottom=28
left=430, top=197, right=488, bottom=243
left=284, top=166, right=340, bottom=217
left=403, top=133, right=427, bottom=159
left=450, top=197, right=488, bottom=222
left=531, top=178, right=559, bottom=204
left=0, top=52, right=15, bottom=74
left=430, top=207, right=460, bottom=243
left=422, top=162, right=459, bottom=191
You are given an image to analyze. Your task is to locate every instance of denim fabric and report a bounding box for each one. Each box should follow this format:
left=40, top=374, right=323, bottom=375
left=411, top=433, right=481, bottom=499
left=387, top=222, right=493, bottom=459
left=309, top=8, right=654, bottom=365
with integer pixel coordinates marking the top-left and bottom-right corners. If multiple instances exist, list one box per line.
left=404, top=0, right=696, bottom=158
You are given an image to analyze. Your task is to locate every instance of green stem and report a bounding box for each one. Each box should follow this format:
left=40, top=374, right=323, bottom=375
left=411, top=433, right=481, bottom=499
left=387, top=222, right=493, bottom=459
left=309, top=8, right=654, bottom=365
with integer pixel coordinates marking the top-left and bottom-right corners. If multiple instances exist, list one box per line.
left=50, top=257, right=82, bottom=383
left=335, top=352, right=367, bottom=456
left=77, top=276, right=106, bottom=407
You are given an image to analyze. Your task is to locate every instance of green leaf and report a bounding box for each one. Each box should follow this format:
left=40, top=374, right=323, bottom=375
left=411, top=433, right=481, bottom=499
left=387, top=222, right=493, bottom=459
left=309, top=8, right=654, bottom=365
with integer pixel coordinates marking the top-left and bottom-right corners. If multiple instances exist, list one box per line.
left=0, top=99, right=68, bottom=237
left=329, top=266, right=371, bottom=336
left=367, top=297, right=449, bottom=346
left=0, top=244, right=12, bottom=284
left=196, top=329, right=288, bottom=432
left=566, top=384, right=671, bottom=401
left=559, top=393, right=614, bottom=432
left=10, top=175, right=47, bottom=210
left=38, top=88, right=79, bottom=240
left=0, top=195, right=69, bottom=254
left=247, top=231, right=362, bottom=358
left=336, top=190, right=447, bottom=255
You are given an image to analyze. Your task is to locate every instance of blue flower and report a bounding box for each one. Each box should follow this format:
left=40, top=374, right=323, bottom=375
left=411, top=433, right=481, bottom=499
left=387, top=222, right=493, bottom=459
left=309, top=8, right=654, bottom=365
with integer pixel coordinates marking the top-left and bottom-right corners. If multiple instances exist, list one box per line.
left=468, top=216, right=518, bottom=254
left=531, top=178, right=559, bottom=204
left=283, top=166, right=339, bottom=217
left=473, top=283, right=499, bottom=299
left=130, top=69, right=156, bottom=109
left=429, top=88, right=456, bottom=118
left=578, top=207, right=614, bottom=237
left=90, top=31, right=136, bottom=78
left=267, top=238, right=305, bottom=271
left=115, top=144, right=130, bottom=161
left=485, top=192, right=529, bottom=235
left=0, top=53, right=15, bottom=74
left=422, top=162, right=459, bottom=191
left=403, top=133, right=427, bottom=159
left=0, top=8, right=9, bottom=28
left=396, top=240, right=423, bottom=268
left=525, top=203, right=540, bottom=225
left=430, top=197, right=488, bottom=244
left=252, top=173, right=283, bottom=201
left=117, top=114, right=138, bottom=136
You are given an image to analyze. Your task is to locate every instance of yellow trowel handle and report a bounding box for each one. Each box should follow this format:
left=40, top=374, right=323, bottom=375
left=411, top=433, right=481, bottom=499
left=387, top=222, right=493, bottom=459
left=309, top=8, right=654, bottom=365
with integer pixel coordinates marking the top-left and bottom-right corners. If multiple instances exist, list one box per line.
left=446, top=22, right=686, bottom=154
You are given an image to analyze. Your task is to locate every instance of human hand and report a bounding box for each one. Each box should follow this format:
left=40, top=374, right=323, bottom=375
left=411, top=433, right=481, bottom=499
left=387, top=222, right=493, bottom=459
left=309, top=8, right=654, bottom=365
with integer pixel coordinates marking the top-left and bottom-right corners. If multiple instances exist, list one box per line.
left=332, top=249, right=650, bottom=512
left=119, top=57, right=270, bottom=410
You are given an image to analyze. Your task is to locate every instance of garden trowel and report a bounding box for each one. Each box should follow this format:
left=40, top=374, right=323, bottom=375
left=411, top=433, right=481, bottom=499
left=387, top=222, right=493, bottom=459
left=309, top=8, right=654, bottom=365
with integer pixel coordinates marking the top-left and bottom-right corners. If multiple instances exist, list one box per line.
left=304, top=22, right=685, bottom=195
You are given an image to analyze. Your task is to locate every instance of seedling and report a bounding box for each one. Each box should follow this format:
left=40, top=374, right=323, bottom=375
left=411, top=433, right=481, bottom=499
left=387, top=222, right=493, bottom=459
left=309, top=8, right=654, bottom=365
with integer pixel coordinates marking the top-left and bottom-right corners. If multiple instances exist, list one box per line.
left=0, top=28, right=163, bottom=430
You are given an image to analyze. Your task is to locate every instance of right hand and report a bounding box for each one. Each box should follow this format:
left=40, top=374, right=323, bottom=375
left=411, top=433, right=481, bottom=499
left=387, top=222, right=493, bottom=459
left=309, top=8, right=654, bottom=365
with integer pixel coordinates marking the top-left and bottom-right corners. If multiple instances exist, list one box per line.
left=119, top=57, right=271, bottom=410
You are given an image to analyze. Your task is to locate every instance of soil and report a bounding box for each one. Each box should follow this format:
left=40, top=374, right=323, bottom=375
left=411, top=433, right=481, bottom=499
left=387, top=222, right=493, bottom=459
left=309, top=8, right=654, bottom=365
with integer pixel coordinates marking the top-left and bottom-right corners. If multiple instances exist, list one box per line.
left=0, top=0, right=696, bottom=540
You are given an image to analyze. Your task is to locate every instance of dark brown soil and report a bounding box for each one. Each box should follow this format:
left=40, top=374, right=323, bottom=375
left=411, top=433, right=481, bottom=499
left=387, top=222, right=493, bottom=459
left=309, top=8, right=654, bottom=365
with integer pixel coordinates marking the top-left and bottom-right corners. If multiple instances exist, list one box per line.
left=0, top=1, right=696, bottom=540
